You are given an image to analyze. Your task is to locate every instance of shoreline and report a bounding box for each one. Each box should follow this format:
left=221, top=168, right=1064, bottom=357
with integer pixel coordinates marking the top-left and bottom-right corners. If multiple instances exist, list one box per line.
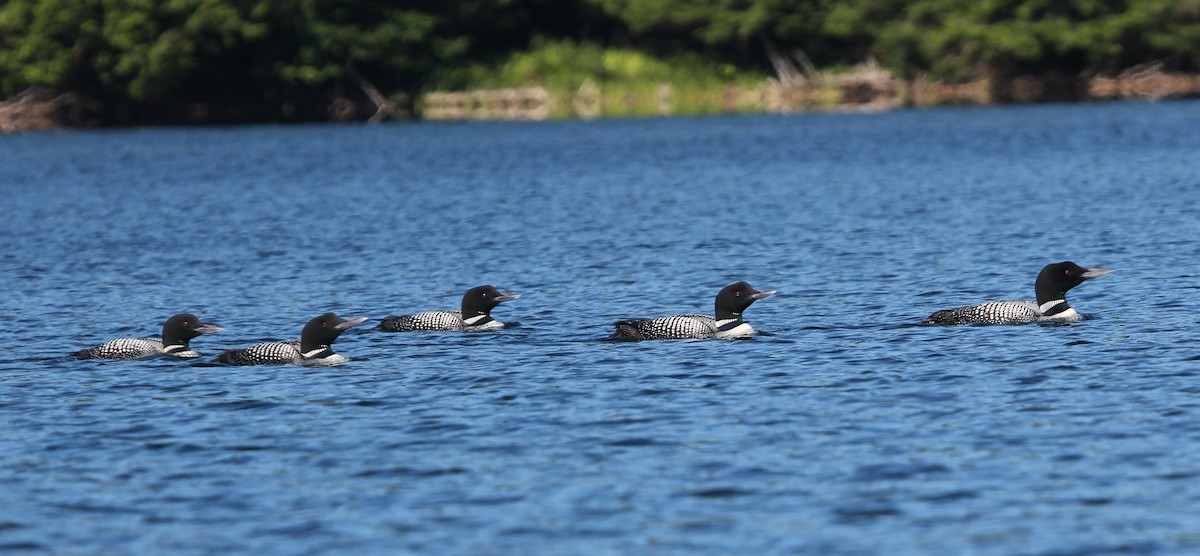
left=4, top=69, right=1199, bottom=133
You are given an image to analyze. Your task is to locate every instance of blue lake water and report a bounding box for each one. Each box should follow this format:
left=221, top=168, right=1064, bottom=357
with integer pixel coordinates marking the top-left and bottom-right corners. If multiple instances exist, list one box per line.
left=2, top=101, right=1200, bottom=554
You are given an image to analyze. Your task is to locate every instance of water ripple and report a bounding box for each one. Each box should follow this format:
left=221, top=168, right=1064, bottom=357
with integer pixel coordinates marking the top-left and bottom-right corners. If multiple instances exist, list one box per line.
left=4, top=102, right=1200, bottom=555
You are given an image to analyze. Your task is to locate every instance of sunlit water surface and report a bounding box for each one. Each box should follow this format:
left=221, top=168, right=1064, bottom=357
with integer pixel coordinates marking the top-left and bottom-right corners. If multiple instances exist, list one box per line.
left=3, top=101, right=1200, bottom=554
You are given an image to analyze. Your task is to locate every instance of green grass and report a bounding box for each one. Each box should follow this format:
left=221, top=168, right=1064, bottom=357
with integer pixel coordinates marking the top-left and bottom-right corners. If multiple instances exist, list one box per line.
left=423, top=39, right=769, bottom=118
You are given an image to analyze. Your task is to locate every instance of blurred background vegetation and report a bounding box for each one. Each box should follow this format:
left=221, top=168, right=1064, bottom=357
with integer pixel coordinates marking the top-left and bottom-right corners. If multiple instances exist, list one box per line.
left=2, top=0, right=1199, bottom=126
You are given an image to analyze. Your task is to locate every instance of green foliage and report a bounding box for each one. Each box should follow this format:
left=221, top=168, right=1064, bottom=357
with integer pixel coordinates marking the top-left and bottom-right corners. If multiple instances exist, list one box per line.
left=0, top=0, right=98, bottom=93
left=872, top=0, right=1200, bottom=79
left=426, top=38, right=764, bottom=117
left=2, top=0, right=1199, bottom=122
left=430, top=38, right=758, bottom=91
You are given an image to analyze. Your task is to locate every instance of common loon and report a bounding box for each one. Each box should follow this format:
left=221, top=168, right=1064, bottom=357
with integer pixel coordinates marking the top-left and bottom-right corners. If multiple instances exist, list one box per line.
left=74, top=313, right=224, bottom=360
left=608, top=281, right=777, bottom=341
left=923, top=261, right=1113, bottom=325
left=215, top=312, right=368, bottom=366
left=378, top=285, right=520, bottom=332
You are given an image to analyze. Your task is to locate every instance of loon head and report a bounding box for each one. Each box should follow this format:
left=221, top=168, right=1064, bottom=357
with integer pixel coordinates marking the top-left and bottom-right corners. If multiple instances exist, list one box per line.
left=461, top=285, right=520, bottom=318
left=161, top=313, right=224, bottom=347
left=714, top=281, right=777, bottom=320
left=300, top=312, right=368, bottom=353
left=1034, top=261, right=1113, bottom=305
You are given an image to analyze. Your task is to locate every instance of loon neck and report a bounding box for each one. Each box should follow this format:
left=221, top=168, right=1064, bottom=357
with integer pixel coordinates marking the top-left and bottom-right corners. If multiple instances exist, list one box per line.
left=301, top=345, right=334, bottom=359
left=161, top=330, right=191, bottom=349
left=461, top=298, right=496, bottom=319
left=1039, top=298, right=1072, bottom=316
left=162, top=342, right=190, bottom=354
left=300, top=330, right=335, bottom=356
left=463, top=309, right=490, bottom=320
left=715, top=317, right=744, bottom=332
left=463, top=314, right=493, bottom=326
left=715, top=307, right=742, bottom=321
left=1034, top=275, right=1071, bottom=307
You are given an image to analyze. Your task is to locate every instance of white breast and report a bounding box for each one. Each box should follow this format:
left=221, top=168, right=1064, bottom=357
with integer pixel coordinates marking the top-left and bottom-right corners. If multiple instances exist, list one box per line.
left=1039, top=307, right=1081, bottom=322
left=714, top=321, right=757, bottom=339
left=463, top=314, right=503, bottom=331
left=302, top=353, right=348, bottom=366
